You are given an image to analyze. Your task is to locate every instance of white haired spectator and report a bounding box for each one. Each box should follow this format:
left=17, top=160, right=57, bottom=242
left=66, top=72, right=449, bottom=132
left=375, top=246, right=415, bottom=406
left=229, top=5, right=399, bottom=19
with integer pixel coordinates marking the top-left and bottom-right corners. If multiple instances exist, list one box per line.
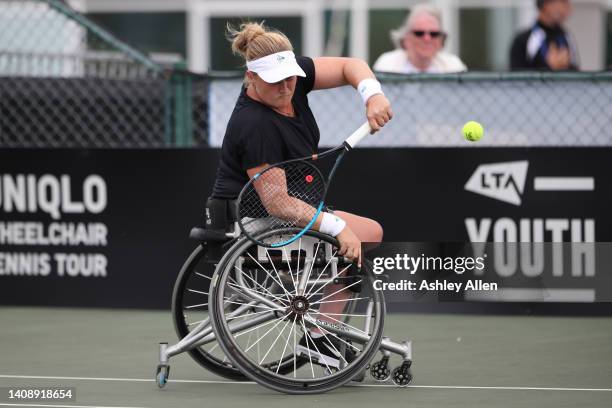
left=373, top=3, right=466, bottom=74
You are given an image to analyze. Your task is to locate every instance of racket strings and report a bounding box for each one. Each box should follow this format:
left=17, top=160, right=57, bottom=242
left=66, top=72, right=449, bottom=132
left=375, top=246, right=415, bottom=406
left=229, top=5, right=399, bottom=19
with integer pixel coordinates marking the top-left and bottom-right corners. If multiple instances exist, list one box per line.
left=239, top=162, right=325, bottom=238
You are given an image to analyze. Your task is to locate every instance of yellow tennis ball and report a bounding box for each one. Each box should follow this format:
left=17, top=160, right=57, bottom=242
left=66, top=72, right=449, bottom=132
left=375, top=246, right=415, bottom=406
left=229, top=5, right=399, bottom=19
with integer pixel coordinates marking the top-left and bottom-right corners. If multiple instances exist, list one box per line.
left=462, top=121, right=484, bottom=142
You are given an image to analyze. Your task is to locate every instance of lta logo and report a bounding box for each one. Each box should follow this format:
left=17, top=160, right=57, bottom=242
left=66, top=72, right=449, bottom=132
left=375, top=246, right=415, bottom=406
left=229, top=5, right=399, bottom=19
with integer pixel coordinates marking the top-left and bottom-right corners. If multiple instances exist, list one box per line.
left=464, top=161, right=528, bottom=205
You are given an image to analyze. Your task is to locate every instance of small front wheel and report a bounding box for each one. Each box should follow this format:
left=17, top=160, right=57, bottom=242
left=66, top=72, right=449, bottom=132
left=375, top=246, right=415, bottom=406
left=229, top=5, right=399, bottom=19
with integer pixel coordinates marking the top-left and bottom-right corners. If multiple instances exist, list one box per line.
left=155, top=365, right=170, bottom=388
left=391, top=362, right=412, bottom=387
left=370, top=356, right=391, bottom=382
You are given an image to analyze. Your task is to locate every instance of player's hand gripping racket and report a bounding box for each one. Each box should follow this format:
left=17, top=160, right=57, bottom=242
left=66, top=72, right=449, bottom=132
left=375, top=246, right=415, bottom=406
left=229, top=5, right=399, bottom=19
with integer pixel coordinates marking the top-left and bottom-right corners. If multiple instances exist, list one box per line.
left=237, top=122, right=372, bottom=247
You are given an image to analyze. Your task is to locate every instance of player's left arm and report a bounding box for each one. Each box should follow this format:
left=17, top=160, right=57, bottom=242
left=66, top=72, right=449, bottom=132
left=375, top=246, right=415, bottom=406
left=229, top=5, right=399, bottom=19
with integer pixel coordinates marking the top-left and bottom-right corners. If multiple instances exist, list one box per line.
left=313, top=57, right=393, bottom=131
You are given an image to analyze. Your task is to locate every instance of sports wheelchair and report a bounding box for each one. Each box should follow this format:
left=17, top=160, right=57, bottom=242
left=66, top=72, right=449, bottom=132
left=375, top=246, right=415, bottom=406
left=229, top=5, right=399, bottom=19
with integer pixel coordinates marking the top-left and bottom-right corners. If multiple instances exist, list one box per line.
left=156, top=198, right=413, bottom=394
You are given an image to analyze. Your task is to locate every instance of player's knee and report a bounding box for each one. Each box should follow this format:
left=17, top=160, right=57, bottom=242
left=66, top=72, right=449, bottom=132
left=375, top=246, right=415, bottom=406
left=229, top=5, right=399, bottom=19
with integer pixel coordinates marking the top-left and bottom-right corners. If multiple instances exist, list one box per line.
left=369, top=220, right=384, bottom=243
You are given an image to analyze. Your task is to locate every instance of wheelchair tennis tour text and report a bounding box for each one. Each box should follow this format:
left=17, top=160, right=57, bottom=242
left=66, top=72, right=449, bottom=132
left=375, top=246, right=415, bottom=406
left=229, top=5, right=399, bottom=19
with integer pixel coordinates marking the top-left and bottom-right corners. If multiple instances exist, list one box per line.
left=0, top=174, right=109, bottom=278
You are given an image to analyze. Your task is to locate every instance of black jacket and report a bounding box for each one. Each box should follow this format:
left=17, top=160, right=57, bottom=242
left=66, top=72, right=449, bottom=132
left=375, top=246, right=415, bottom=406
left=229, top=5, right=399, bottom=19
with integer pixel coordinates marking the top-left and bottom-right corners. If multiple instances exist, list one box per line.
left=510, top=21, right=579, bottom=71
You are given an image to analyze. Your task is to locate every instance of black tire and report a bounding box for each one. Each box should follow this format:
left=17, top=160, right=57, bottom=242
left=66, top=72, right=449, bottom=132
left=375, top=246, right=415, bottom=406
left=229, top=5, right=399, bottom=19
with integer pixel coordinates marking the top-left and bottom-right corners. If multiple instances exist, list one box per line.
left=172, top=244, right=247, bottom=380
left=209, top=228, right=385, bottom=394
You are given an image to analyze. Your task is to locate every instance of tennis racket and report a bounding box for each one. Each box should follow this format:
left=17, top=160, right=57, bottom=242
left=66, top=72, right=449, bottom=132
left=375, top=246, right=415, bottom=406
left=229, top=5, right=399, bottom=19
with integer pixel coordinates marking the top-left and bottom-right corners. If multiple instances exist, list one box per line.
left=236, top=121, right=372, bottom=248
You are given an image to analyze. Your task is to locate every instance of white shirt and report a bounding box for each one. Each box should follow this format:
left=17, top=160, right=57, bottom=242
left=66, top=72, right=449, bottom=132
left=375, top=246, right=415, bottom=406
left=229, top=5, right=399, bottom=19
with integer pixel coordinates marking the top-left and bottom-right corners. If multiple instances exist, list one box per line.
left=373, top=49, right=467, bottom=74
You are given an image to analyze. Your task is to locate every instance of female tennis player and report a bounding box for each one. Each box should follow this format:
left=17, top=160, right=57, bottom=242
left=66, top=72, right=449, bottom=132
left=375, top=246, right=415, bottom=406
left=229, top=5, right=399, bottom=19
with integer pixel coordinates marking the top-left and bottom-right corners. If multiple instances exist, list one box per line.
left=210, top=22, right=392, bottom=368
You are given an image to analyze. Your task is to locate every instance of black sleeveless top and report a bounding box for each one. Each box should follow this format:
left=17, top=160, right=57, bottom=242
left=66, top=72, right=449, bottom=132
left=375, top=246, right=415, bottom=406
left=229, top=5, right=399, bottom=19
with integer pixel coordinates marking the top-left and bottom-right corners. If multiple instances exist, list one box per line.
left=211, top=56, right=319, bottom=199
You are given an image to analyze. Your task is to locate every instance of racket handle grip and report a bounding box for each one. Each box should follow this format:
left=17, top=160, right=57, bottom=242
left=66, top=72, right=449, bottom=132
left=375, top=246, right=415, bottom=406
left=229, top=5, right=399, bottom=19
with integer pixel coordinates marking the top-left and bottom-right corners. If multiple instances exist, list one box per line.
left=344, top=121, right=372, bottom=149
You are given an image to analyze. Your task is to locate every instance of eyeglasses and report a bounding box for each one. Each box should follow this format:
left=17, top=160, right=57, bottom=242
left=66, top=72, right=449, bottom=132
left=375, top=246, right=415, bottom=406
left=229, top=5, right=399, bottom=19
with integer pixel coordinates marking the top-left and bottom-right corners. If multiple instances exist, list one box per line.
left=411, top=30, right=445, bottom=39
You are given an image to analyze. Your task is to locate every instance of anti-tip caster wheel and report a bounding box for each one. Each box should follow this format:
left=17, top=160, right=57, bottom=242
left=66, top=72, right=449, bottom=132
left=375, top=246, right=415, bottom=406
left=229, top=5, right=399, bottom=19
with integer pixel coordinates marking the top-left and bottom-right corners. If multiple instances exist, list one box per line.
left=391, top=361, right=412, bottom=387
left=156, top=364, right=170, bottom=388
left=370, top=356, right=391, bottom=382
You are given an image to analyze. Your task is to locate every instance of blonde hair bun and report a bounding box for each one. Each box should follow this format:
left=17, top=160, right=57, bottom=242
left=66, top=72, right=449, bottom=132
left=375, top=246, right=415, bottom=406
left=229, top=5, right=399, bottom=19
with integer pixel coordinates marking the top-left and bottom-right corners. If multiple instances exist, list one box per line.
left=227, top=21, right=293, bottom=62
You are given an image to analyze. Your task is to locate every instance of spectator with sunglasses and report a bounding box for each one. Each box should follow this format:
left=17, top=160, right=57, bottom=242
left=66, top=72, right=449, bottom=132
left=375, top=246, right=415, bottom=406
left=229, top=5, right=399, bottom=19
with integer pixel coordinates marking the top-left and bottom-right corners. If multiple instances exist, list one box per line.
left=373, top=3, right=466, bottom=74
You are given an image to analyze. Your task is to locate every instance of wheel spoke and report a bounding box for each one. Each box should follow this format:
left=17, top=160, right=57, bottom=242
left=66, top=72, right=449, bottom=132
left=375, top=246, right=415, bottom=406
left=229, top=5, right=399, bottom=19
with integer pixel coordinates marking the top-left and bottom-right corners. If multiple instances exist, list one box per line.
left=300, top=319, right=316, bottom=379
left=247, top=252, right=294, bottom=299
left=244, top=315, right=286, bottom=353
left=265, top=247, right=294, bottom=299
left=293, top=316, right=298, bottom=378
left=185, top=303, right=208, bottom=309
left=259, top=317, right=291, bottom=364
left=308, top=276, right=362, bottom=303
left=306, top=313, right=360, bottom=355
left=195, top=271, right=212, bottom=280
left=225, top=284, right=286, bottom=311
left=282, top=246, right=298, bottom=296
left=232, top=315, right=281, bottom=339
left=277, top=315, right=297, bottom=375
left=313, top=296, right=371, bottom=305
left=244, top=313, right=255, bottom=357
left=256, top=266, right=271, bottom=297
left=304, top=255, right=345, bottom=298
left=226, top=307, right=280, bottom=322
left=272, top=318, right=291, bottom=350
left=187, top=318, right=206, bottom=327
left=227, top=281, right=288, bottom=305
left=296, top=238, right=302, bottom=292
left=222, top=299, right=281, bottom=312
left=309, top=312, right=370, bottom=317
left=304, top=327, right=333, bottom=375
left=208, top=342, right=220, bottom=354
left=233, top=266, right=290, bottom=305
left=301, top=241, right=321, bottom=295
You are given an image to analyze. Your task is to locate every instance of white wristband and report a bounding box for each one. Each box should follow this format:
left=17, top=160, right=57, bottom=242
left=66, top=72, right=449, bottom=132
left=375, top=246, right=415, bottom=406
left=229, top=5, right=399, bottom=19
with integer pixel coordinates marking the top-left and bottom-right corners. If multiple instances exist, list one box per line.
left=357, top=78, right=384, bottom=105
left=319, top=213, right=346, bottom=237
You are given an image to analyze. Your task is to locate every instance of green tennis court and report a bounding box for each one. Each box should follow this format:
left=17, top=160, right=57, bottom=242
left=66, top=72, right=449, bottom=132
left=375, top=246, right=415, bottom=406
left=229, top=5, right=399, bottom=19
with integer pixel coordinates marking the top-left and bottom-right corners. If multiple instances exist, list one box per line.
left=1, top=307, right=610, bottom=408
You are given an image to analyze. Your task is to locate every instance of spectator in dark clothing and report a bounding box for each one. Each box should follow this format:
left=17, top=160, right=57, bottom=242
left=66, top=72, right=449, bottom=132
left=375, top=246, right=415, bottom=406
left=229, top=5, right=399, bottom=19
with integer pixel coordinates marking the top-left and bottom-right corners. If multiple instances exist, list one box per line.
left=510, top=0, right=579, bottom=71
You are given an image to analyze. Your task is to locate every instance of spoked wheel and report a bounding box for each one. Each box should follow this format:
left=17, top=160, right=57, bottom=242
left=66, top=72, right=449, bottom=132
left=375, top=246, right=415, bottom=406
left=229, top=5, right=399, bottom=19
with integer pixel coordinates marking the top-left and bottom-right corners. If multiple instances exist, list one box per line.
left=209, top=228, right=385, bottom=394
left=172, top=244, right=247, bottom=380
left=172, top=243, right=307, bottom=380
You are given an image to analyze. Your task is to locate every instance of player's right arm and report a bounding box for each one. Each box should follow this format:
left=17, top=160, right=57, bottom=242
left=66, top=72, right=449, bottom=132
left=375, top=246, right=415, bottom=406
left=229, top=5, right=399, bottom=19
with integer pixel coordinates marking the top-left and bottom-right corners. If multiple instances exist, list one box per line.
left=246, top=165, right=321, bottom=228
left=246, top=165, right=361, bottom=264
left=312, top=57, right=393, bottom=132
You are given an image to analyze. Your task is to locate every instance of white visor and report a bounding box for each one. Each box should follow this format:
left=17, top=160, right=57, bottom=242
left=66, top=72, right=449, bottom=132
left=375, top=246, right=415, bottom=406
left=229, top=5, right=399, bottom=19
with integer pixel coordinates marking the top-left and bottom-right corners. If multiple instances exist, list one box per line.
left=246, top=51, right=306, bottom=83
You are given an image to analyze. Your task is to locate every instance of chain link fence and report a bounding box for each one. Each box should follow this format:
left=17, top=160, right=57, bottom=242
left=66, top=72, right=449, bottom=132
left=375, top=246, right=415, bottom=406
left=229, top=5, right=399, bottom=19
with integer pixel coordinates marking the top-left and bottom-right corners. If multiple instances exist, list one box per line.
left=0, top=0, right=207, bottom=148
left=2, top=0, right=611, bottom=148
left=209, top=72, right=612, bottom=147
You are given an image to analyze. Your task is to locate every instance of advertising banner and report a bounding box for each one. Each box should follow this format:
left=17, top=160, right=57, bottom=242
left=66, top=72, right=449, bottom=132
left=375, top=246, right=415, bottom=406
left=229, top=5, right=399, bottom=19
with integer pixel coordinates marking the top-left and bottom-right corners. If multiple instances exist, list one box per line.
left=0, top=148, right=609, bottom=309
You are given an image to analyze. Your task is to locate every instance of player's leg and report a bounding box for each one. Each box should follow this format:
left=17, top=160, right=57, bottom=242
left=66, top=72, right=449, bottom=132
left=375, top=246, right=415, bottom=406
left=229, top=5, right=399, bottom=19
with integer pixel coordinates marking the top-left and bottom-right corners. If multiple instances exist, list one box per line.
left=334, top=210, right=384, bottom=244
left=300, top=211, right=382, bottom=367
left=316, top=211, right=382, bottom=318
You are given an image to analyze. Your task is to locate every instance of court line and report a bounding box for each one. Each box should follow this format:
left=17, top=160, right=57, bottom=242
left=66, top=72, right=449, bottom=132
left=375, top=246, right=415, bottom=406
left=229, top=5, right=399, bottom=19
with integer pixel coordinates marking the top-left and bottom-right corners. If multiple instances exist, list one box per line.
left=356, top=384, right=612, bottom=392
left=0, top=375, right=241, bottom=385
left=1, top=374, right=611, bottom=392
left=0, top=404, right=149, bottom=408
